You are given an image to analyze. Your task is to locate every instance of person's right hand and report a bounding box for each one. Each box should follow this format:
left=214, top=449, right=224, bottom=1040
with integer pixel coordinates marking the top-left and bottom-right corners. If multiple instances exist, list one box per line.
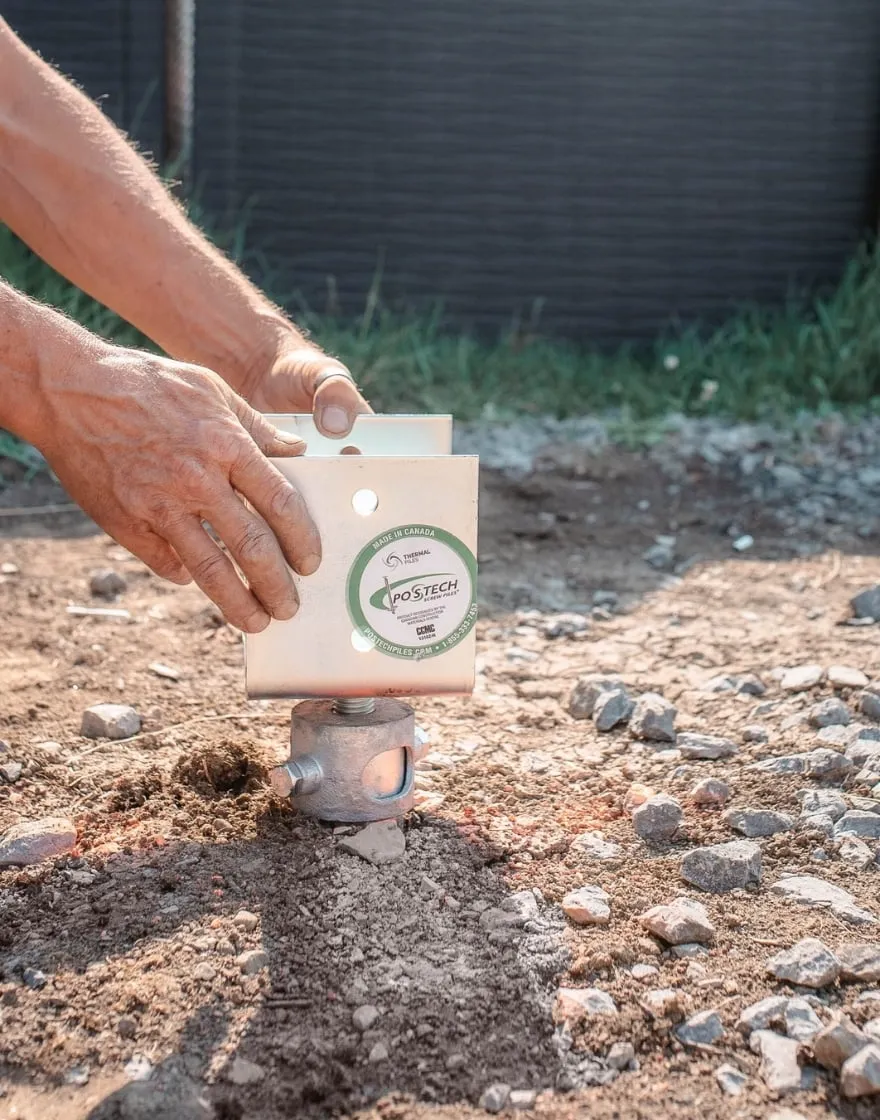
left=37, top=343, right=320, bottom=632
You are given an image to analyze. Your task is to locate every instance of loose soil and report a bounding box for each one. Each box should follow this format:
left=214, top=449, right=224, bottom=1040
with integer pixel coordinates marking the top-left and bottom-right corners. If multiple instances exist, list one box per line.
left=0, top=444, right=878, bottom=1120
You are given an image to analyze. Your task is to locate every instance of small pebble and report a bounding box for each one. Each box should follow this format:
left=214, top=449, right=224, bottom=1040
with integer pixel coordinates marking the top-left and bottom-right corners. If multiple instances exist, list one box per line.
left=690, top=778, right=730, bottom=806
left=338, top=821, right=406, bottom=865
left=809, top=698, right=851, bottom=729
left=479, top=1084, right=511, bottom=1113
left=675, top=1009, right=724, bottom=1046
left=236, top=949, right=269, bottom=975
left=607, top=1041, right=635, bottom=1070
left=766, top=938, right=840, bottom=989
left=80, top=703, right=140, bottom=740
left=0, top=817, right=76, bottom=867
left=715, top=1063, right=747, bottom=1096
left=561, top=885, right=611, bottom=926
left=629, top=693, right=677, bottom=742
left=368, top=1041, right=389, bottom=1063
left=89, top=569, right=127, bottom=599
left=226, top=1057, right=265, bottom=1085
left=632, top=794, right=683, bottom=843
left=781, top=665, right=824, bottom=692
left=828, top=666, right=869, bottom=689
left=353, top=1005, right=380, bottom=1032
left=742, top=724, right=769, bottom=744
left=233, top=910, right=259, bottom=932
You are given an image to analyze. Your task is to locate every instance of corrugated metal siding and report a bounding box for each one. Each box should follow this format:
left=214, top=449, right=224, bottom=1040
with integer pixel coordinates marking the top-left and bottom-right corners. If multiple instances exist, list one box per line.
left=3, top=1, right=165, bottom=160
left=193, top=0, right=880, bottom=343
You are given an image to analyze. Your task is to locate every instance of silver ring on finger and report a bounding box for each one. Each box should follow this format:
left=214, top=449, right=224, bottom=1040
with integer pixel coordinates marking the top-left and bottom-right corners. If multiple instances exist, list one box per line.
left=313, top=365, right=356, bottom=392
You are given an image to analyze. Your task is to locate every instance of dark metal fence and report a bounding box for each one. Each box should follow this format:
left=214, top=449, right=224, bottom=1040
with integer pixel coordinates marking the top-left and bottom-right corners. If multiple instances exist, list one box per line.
left=6, top=2, right=880, bottom=344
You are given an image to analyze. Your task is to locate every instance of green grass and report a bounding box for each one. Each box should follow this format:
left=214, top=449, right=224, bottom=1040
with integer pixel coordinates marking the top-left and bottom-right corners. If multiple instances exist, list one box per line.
left=2, top=220, right=880, bottom=468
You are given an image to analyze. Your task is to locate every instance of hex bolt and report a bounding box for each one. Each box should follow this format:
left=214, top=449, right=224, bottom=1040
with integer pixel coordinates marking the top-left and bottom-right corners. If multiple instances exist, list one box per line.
left=269, top=755, right=323, bottom=798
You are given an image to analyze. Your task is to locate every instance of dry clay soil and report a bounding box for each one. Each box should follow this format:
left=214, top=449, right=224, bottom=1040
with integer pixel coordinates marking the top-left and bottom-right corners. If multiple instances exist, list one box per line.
left=0, top=447, right=879, bottom=1120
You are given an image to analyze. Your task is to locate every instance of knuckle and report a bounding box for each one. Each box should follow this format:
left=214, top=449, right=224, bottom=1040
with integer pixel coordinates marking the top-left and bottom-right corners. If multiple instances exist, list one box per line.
left=189, top=548, right=229, bottom=589
left=176, top=455, right=212, bottom=494
left=266, top=479, right=304, bottom=524
left=233, top=522, right=275, bottom=567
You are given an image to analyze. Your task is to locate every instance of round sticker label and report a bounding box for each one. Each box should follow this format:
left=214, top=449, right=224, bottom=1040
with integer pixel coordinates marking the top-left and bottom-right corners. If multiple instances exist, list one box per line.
left=347, top=525, right=478, bottom=659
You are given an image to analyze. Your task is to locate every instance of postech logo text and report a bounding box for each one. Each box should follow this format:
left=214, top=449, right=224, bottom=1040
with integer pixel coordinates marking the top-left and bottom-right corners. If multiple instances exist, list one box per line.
left=370, top=573, right=459, bottom=612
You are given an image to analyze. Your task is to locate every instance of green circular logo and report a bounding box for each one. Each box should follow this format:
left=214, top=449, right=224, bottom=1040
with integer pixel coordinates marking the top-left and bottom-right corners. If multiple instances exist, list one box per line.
left=347, top=524, right=478, bottom=660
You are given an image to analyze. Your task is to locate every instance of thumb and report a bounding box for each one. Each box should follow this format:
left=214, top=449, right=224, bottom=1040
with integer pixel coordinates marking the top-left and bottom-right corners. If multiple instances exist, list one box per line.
left=276, top=348, right=373, bottom=438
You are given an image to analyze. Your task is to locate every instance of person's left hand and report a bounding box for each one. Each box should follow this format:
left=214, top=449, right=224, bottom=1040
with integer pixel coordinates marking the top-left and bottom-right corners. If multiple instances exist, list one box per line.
left=241, top=338, right=372, bottom=437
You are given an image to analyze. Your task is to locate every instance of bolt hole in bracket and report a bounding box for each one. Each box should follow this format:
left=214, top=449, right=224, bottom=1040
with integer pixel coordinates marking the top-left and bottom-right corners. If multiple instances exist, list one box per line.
left=248, top=415, right=479, bottom=822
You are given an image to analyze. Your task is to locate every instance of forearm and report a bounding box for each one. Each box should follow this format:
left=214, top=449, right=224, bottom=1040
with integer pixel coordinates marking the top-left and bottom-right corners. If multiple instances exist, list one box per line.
left=0, top=278, right=104, bottom=448
left=0, top=19, right=306, bottom=392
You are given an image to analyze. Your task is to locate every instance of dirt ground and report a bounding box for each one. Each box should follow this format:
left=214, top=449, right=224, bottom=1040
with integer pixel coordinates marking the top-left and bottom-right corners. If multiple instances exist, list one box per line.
left=0, top=435, right=879, bottom=1120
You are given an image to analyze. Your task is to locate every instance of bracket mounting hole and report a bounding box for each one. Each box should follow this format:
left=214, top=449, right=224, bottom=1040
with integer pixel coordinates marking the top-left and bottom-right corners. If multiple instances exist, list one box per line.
left=340, top=445, right=362, bottom=456
left=352, top=489, right=379, bottom=516
left=350, top=630, right=375, bottom=653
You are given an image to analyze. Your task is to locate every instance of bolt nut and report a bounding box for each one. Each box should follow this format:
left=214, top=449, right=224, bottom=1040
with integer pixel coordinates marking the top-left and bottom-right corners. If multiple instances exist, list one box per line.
left=269, top=764, right=295, bottom=798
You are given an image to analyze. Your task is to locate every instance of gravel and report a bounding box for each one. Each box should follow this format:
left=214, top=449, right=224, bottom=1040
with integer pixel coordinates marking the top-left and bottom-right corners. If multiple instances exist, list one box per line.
left=841, top=1044, right=880, bottom=1098
left=236, top=950, right=270, bottom=976
left=571, top=831, right=622, bottom=860
left=766, top=938, right=840, bottom=988
left=690, top=778, right=731, bottom=806
left=783, top=998, right=823, bottom=1041
left=813, top=1014, right=869, bottom=1070
left=680, top=840, right=762, bottom=892
left=837, top=835, right=874, bottom=869
left=851, top=585, right=880, bottom=621
left=639, top=897, right=715, bottom=945
left=352, top=1005, right=381, bottom=1032
left=338, top=821, right=406, bottom=865
left=808, top=698, right=851, bottom=728
left=629, top=693, right=677, bottom=743
left=632, top=794, right=683, bottom=843
left=568, top=676, right=621, bottom=720
left=750, top=1030, right=804, bottom=1093
left=676, top=733, right=738, bottom=760
left=771, top=875, right=877, bottom=925
left=0, top=816, right=77, bottom=867
left=828, top=666, right=869, bottom=689
left=737, top=996, right=789, bottom=1034
left=723, top=807, right=794, bottom=838
left=80, top=703, right=141, bottom=740
left=554, top=988, right=617, bottom=1019
left=798, top=789, right=846, bottom=820
left=675, top=1009, right=724, bottom=1046
left=715, top=1064, right=748, bottom=1096
left=479, top=1084, right=511, bottom=1113
left=593, top=687, right=634, bottom=731
left=837, top=944, right=880, bottom=984
left=89, top=568, right=127, bottom=599
left=834, top=809, right=880, bottom=839
left=561, top=885, right=611, bottom=926
left=780, top=665, right=824, bottom=692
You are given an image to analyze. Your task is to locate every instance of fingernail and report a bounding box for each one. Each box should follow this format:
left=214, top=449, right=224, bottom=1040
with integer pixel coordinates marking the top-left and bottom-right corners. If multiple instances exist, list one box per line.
left=319, top=406, right=351, bottom=436
left=300, top=551, right=322, bottom=576
left=273, top=597, right=300, bottom=621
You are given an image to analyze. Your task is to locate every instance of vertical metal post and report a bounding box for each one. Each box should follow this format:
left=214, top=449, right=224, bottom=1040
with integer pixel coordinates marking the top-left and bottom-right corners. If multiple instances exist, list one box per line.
left=165, top=0, right=195, bottom=190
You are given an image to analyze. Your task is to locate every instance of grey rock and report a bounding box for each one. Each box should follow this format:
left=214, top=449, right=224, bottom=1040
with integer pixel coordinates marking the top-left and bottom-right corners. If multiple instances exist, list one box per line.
left=837, top=835, right=874, bottom=869
left=723, top=807, right=794, bottom=838
left=798, top=789, right=846, bottom=821
left=0, top=817, right=76, bottom=867
left=837, top=944, right=880, bottom=984
left=670, top=943, right=708, bottom=959
left=840, top=1044, right=880, bottom=1098
left=641, top=988, right=686, bottom=1018
left=784, top=998, right=823, bottom=1041
left=607, top=1042, right=635, bottom=1070
left=593, top=687, right=633, bottom=731
left=639, top=897, right=715, bottom=945
left=562, top=885, right=611, bottom=926
left=737, top=674, right=767, bottom=696
left=828, top=666, right=869, bottom=689
left=629, top=692, right=677, bottom=743
left=81, top=703, right=141, bottom=740
left=715, top=1064, right=747, bottom=1096
left=677, top=733, right=738, bottom=760
left=89, top=568, right=127, bottom=599
left=766, top=938, right=840, bottom=989
left=631, top=963, right=660, bottom=980
left=680, top=840, right=762, bottom=893
left=22, top=967, right=48, bottom=990
left=750, top=748, right=851, bottom=779
left=835, top=810, right=880, bottom=839
left=809, top=698, right=851, bottom=729
left=813, top=1014, right=869, bottom=1070
left=737, top=996, right=789, bottom=1034
left=750, top=1030, right=804, bottom=1094
left=781, top=665, right=824, bottom=692
left=643, top=541, right=676, bottom=570
left=852, top=585, right=880, bottom=621
left=509, top=1089, right=538, bottom=1110
left=226, top=1058, right=265, bottom=1086
left=703, top=675, right=735, bottom=693
left=338, top=821, right=406, bottom=865
left=866, top=1019, right=880, bottom=1043
left=860, top=689, right=880, bottom=722
left=742, top=724, right=769, bottom=743
left=0, top=762, right=22, bottom=783
left=799, top=814, right=834, bottom=839
left=771, top=875, right=877, bottom=925
left=632, top=794, right=683, bottom=843
left=675, top=1009, right=724, bottom=1046
left=554, top=987, right=617, bottom=1019
left=479, top=1084, right=511, bottom=1113
left=352, top=1005, right=380, bottom=1031
left=543, top=613, right=590, bottom=639
left=690, top=778, right=730, bottom=806
left=816, top=724, right=853, bottom=747
left=569, top=676, right=621, bottom=720
left=572, top=831, right=622, bottom=860
left=851, top=795, right=880, bottom=813
left=235, top=950, right=269, bottom=975
left=232, top=910, right=259, bottom=932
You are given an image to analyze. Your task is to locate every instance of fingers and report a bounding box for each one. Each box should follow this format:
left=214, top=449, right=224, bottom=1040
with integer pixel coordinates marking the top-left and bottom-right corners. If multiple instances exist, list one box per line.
left=312, top=369, right=373, bottom=438
left=162, top=515, right=271, bottom=633
left=232, top=400, right=308, bottom=459
left=228, top=447, right=321, bottom=577
left=201, top=492, right=300, bottom=621
left=114, top=527, right=192, bottom=586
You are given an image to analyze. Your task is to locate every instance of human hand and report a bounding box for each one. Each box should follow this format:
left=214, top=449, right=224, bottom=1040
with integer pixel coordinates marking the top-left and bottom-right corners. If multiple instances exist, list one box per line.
left=37, top=344, right=322, bottom=632
left=240, top=338, right=372, bottom=437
